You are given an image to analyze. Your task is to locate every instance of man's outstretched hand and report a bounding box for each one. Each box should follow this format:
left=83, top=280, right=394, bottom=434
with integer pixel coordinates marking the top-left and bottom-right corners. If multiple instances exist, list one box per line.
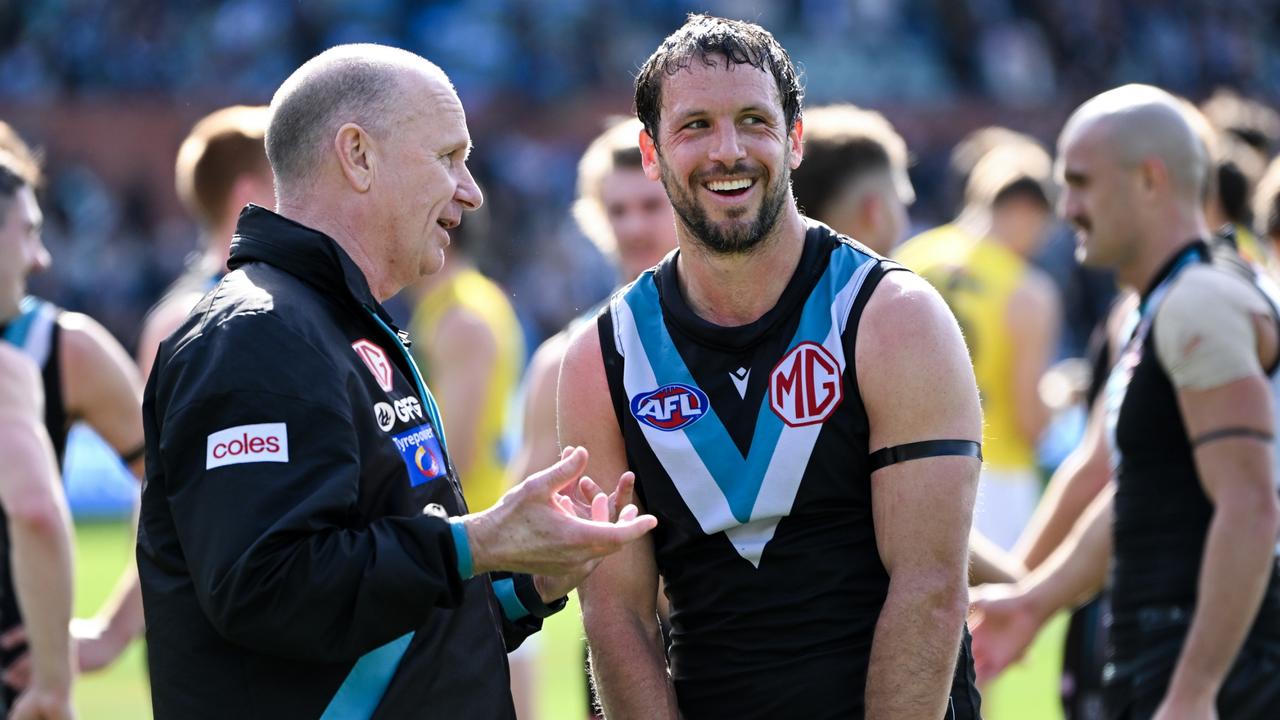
left=460, top=446, right=656, bottom=591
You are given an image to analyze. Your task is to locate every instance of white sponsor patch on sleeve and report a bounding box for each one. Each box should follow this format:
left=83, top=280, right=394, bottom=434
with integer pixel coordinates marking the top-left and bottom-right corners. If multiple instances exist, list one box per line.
left=206, top=423, right=289, bottom=469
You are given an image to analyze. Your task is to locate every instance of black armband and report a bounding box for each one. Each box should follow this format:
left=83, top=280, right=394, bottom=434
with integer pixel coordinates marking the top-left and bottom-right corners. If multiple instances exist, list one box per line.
left=119, top=441, right=147, bottom=464
left=868, top=439, right=983, bottom=472
left=1192, top=427, right=1274, bottom=447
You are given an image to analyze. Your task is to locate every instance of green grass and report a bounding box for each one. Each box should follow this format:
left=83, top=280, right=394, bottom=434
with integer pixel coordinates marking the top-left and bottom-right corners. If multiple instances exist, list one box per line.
left=73, top=520, right=151, bottom=719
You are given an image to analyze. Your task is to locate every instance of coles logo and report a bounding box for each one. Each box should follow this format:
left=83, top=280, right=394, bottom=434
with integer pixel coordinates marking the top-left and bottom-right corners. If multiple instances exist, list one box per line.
left=630, top=383, right=709, bottom=432
left=205, top=423, right=289, bottom=469
left=391, top=424, right=447, bottom=487
left=352, top=339, right=394, bottom=392
left=769, top=342, right=843, bottom=427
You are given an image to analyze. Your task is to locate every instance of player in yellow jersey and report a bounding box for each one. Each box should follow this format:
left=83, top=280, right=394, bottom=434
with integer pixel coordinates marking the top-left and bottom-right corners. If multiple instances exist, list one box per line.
left=408, top=222, right=524, bottom=512
left=898, top=140, right=1065, bottom=720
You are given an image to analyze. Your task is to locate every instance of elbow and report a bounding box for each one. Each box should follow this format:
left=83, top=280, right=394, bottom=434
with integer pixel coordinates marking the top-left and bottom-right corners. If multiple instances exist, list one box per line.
left=4, top=492, right=69, bottom=540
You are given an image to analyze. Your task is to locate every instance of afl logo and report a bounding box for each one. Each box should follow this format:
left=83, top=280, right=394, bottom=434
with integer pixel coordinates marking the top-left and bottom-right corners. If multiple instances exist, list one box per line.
left=631, top=383, right=709, bottom=432
left=770, top=342, right=843, bottom=427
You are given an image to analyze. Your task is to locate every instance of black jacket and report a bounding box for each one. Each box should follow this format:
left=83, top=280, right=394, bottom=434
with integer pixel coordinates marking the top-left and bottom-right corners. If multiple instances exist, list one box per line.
left=138, top=205, right=538, bottom=719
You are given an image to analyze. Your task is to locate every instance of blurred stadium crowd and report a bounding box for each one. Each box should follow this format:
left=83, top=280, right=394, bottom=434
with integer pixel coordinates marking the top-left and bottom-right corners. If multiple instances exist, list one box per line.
left=3, top=0, right=1279, bottom=354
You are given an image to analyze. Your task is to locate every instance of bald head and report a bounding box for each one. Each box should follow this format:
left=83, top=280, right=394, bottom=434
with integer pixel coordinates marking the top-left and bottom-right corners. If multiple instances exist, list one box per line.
left=266, top=44, right=450, bottom=194
left=1060, top=84, right=1208, bottom=202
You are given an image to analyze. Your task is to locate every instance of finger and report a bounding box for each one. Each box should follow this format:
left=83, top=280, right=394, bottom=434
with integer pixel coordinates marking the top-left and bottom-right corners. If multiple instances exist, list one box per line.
left=579, top=476, right=604, bottom=501
left=561, top=445, right=576, bottom=460
left=526, top=446, right=588, bottom=497
left=0, top=625, right=26, bottom=650
left=591, top=490, right=610, bottom=523
left=610, top=471, right=636, bottom=509
left=553, top=494, right=578, bottom=516
left=3, top=652, right=31, bottom=690
left=618, top=504, right=639, bottom=522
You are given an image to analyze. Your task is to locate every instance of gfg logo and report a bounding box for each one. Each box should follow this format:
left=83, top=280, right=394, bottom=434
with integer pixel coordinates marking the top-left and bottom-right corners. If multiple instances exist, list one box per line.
left=394, top=396, right=423, bottom=422
left=770, top=342, right=843, bottom=427
left=630, top=383, right=709, bottom=431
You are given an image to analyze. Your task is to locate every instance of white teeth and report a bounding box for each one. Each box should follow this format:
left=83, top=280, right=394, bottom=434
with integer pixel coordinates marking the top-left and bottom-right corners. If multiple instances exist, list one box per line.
left=705, top=178, right=753, bottom=192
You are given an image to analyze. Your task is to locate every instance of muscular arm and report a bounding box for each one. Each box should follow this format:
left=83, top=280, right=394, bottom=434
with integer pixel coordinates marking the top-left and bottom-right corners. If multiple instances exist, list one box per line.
left=558, top=322, right=678, bottom=719
left=1164, top=375, right=1278, bottom=707
left=1005, top=269, right=1060, bottom=447
left=861, top=272, right=982, bottom=718
left=59, top=312, right=147, bottom=669
left=0, top=348, right=75, bottom=710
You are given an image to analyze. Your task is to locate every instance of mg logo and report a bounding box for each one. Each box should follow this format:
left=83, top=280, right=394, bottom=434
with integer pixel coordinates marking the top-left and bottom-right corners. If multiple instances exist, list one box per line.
left=352, top=339, right=394, bottom=392
left=769, top=342, right=843, bottom=427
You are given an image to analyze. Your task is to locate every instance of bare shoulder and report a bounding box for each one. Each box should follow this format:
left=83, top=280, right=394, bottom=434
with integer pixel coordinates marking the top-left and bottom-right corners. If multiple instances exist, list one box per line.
left=0, top=344, right=42, bottom=416
left=558, top=314, right=617, bottom=439
left=857, top=270, right=981, bottom=445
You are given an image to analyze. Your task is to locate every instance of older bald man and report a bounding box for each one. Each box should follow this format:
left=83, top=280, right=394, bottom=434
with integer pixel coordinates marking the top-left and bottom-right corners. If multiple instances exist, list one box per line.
left=138, top=44, right=655, bottom=719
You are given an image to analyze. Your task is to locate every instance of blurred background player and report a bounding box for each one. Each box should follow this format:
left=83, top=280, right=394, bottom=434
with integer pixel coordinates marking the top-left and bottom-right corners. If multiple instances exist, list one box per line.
left=1255, top=154, right=1280, bottom=272
left=789, top=104, right=914, bottom=256
left=408, top=205, right=524, bottom=512
left=1200, top=88, right=1280, bottom=266
left=135, top=105, right=274, bottom=379
left=0, top=254, right=76, bottom=720
left=0, top=126, right=146, bottom=699
left=508, top=117, right=677, bottom=720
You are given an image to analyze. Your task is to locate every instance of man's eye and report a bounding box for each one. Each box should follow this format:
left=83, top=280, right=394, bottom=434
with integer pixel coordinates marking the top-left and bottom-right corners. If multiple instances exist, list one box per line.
left=683, top=119, right=708, bottom=130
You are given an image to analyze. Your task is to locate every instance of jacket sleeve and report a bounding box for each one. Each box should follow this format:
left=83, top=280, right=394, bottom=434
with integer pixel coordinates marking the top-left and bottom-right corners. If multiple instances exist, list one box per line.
left=152, top=315, right=466, bottom=662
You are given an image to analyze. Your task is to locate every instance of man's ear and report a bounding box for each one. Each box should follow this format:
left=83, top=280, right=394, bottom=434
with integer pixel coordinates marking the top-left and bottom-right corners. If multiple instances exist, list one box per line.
left=334, top=122, right=374, bottom=193
left=788, top=117, right=804, bottom=170
left=639, top=128, right=662, bottom=181
left=1138, top=156, right=1169, bottom=196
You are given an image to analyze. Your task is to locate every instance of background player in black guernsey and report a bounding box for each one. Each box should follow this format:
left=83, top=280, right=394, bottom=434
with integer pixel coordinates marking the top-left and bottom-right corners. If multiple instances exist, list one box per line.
left=970, top=84, right=1280, bottom=719
left=559, top=15, right=983, bottom=720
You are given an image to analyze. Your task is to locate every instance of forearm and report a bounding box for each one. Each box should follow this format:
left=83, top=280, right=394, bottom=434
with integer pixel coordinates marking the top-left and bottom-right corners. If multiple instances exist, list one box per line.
left=1166, top=503, right=1278, bottom=702
left=11, top=498, right=76, bottom=692
left=584, top=608, right=678, bottom=720
left=866, top=578, right=968, bottom=718
left=1022, top=487, right=1113, bottom=619
left=1016, top=449, right=1109, bottom=570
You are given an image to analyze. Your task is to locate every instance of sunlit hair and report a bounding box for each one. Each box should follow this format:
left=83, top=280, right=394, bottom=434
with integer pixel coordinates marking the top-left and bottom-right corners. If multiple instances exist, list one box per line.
left=792, top=104, right=913, bottom=223
left=572, top=117, right=645, bottom=256
left=175, top=105, right=270, bottom=229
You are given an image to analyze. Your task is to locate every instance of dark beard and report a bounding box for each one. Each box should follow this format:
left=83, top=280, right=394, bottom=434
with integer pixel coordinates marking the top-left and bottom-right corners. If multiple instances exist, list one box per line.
left=660, top=159, right=790, bottom=256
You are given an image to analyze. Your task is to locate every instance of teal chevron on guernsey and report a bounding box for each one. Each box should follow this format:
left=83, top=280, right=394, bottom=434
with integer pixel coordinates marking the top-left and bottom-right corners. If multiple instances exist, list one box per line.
left=318, top=632, right=415, bottom=719
left=613, top=245, right=876, bottom=566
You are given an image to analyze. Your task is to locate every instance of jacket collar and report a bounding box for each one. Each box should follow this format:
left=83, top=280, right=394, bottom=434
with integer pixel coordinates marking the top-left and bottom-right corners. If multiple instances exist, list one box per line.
left=228, top=204, right=396, bottom=325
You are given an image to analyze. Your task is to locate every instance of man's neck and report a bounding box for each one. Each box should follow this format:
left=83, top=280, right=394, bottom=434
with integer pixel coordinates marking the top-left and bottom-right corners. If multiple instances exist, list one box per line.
left=675, top=207, right=807, bottom=327
left=275, top=197, right=396, bottom=302
left=1119, top=209, right=1210, bottom=294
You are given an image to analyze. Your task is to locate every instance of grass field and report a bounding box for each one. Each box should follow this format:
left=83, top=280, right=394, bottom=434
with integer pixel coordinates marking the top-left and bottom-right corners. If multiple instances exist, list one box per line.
left=73, top=520, right=151, bottom=719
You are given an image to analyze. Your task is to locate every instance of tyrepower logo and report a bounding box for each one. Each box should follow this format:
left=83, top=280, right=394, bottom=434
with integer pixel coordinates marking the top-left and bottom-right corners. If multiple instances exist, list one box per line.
left=630, top=383, right=709, bottom=432
left=769, top=342, right=843, bottom=427
left=206, top=423, right=289, bottom=469
left=352, top=339, right=394, bottom=392
left=391, top=424, right=447, bottom=487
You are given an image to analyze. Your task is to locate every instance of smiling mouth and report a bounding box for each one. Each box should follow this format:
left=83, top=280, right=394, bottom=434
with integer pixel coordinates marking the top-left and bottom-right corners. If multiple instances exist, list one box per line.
left=704, top=178, right=755, bottom=197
